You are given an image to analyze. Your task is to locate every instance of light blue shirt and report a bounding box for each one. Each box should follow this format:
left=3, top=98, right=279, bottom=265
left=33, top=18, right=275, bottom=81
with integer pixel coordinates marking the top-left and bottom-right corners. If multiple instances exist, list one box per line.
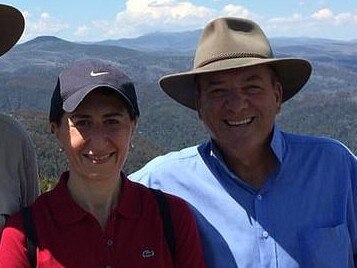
left=130, top=128, right=357, bottom=267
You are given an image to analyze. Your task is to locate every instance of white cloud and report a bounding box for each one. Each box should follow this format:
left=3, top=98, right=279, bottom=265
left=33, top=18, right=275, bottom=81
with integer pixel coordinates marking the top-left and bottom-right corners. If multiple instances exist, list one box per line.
left=268, top=13, right=303, bottom=24
left=221, top=4, right=250, bottom=18
left=256, top=7, right=357, bottom=39
left=311, top=8, right=333, bottom=20
left=75, top=25, right=90, bottom=36
left=22, top=11, right=69, bottom=41
left=90, top=0, right=252, bottom=39
left=20, top=1, right=357, bottom=42
left=311, top=8, right=357, bottom=25
left=263, top=13, right=307, bottom=37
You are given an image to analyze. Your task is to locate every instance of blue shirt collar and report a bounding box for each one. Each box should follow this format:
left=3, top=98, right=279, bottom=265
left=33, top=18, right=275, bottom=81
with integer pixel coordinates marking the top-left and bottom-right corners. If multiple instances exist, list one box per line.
left=209, top=126, right=284, bottom=165
left=270, top=126, right=284, bottom=164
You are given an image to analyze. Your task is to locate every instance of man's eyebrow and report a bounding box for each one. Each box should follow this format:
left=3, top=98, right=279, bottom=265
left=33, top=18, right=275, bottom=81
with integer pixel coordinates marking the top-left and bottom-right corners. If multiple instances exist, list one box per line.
left=206, top=79, right=225, bottom=86
left=244, top=74, right=263, bottom=82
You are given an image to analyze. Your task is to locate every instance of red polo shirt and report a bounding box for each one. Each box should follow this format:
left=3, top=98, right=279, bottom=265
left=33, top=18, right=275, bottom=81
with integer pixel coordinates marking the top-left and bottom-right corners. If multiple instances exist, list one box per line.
left=0, top=172, right=205, bottom=267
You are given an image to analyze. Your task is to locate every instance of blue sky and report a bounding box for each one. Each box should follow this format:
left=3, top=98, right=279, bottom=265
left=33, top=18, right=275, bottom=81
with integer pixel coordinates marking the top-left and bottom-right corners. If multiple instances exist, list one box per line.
left=4, top=0, right=357, bottom=42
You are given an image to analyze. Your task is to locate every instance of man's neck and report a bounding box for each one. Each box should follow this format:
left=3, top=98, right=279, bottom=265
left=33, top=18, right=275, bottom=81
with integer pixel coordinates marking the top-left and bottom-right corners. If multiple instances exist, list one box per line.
left=219, top=143, right=278, bottom=189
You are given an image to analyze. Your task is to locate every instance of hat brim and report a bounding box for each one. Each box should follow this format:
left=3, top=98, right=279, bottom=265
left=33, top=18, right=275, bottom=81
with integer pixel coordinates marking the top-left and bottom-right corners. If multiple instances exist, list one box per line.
left=0, top=4, right=24, bottom=57
left=159, top=57, right=312, bottom=110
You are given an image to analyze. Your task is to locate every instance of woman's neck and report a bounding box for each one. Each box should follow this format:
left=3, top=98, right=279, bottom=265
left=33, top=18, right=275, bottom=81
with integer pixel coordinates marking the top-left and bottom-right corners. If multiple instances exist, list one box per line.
left=67, top=172, right=122, bottom=230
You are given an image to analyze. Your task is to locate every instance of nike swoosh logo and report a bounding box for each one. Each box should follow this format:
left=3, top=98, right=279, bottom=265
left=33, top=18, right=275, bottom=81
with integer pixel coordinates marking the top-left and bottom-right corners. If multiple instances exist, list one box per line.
left=90, top=71, right=109, bottom=77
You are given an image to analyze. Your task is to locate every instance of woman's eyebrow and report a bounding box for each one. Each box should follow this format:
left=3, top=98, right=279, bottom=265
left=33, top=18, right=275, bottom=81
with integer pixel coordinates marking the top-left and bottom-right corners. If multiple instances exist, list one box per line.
left=69, top=114, right=91, bottom=119
left=103, top=112, right=123, bottom=118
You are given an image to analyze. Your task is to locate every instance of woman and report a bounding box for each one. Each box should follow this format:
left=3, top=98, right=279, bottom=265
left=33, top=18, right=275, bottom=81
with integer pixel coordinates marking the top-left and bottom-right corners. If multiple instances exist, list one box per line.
left=0, top=59, right=205, bottom=267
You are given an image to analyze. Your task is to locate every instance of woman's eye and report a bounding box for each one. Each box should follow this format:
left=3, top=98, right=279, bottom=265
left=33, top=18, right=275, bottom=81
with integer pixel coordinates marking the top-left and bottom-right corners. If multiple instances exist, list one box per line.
left=73, top=120, right=90, bottom=127
left=106, top=119, right=120, bottom=125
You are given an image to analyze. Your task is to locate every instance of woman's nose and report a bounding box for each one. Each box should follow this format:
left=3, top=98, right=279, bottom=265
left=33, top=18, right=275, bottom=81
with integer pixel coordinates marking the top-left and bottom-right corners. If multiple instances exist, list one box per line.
left=88, top=125, right=109, bottom=148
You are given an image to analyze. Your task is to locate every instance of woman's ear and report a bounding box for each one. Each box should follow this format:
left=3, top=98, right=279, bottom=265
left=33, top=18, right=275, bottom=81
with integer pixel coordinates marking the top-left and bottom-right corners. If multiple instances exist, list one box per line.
left=50, top=122, right=57, bottom=135
left=50, top=122, right=62, bottom=142
left=131, top=117, right=138, bottom=136
left=50, top=122, right=65, bottom=152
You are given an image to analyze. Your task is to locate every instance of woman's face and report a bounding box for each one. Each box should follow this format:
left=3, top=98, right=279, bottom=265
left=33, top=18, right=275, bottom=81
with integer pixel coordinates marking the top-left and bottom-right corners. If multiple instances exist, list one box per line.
left=52, top=89, right=137, bottom=182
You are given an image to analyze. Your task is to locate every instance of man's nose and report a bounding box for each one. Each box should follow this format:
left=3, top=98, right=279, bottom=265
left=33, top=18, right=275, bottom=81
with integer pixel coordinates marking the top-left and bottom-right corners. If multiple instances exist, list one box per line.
left=225, top=91, right=248, bottom=110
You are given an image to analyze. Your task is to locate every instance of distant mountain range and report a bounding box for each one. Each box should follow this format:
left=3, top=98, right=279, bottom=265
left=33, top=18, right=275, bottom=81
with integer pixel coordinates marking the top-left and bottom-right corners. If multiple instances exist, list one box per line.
left=94, top=30, right=201, bottom=53
left=0, top=30, right=356, bottom=178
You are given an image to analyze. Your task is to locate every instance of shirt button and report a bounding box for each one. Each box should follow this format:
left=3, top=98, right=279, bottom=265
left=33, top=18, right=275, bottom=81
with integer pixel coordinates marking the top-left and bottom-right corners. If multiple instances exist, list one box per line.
left=257, top=194, right=262, bottom=200
left=107, top=239, right=113, bottom=247
left=106, top=266, right=112, bottom=268
left=262, top=231, right=269, bottom=239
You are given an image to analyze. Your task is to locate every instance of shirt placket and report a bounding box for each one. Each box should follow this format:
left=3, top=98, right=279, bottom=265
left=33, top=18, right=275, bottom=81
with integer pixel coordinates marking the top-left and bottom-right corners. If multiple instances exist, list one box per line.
left=104, top=213, right=117, bottom=268
left=254, top=191, right=277, bottom=268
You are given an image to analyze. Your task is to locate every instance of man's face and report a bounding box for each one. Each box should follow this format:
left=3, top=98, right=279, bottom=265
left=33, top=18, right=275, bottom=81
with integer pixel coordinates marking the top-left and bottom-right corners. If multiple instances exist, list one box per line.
left=196, top=65, right=282, bottom=155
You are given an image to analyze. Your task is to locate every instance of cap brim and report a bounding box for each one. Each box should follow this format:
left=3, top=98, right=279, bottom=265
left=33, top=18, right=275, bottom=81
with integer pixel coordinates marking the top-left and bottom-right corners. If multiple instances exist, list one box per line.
left=63, top=84, right=137, bottom=116
left=0, top=4, right=24, bottom=56
left=159, top=57, right=311, bottom=110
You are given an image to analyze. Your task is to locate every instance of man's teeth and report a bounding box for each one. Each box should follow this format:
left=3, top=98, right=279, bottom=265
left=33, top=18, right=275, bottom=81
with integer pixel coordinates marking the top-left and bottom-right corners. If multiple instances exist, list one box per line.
left=226, top=117, right=253, bottom=126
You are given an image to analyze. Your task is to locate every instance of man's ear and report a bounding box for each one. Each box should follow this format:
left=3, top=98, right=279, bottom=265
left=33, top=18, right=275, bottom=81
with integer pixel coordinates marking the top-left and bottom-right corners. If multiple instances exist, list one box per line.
left=196, top=97, right=202, bottom=119
left=195, top=83, right=202, bottom=119
left=274, top=81, right=283, bottom=113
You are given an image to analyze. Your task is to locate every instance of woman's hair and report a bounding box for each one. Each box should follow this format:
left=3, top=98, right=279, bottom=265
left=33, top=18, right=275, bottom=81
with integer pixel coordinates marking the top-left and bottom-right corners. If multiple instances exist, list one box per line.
left=50, top=86, right=138, bottom=125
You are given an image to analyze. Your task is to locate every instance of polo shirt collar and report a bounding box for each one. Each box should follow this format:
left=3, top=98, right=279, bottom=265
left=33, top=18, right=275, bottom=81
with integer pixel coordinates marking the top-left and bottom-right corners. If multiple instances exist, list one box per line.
left=114, top=174, right=142, bottom=219
left=49, top=171, right=142, bottom=226
left=49, top=171, right=87, bottom=225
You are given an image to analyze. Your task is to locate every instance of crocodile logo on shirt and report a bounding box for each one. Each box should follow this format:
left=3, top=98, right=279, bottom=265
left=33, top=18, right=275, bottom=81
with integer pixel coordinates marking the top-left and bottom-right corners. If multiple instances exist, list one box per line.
left=142, top=249, right=155, bottom=258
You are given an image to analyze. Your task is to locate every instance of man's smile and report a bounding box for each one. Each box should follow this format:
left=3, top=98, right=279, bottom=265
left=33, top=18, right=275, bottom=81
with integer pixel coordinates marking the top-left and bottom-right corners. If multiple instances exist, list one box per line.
left=224, top=117, right=255, bottom=127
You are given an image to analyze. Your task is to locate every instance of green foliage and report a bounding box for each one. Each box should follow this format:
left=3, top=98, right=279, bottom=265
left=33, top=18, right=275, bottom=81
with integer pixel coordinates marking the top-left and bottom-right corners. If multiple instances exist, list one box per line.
left=40, top=176, right=58, bottom=193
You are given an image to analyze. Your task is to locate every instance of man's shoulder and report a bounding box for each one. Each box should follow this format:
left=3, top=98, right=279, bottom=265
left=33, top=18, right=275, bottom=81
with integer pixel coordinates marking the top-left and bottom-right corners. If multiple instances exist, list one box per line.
left=0, top=113, right=30, bottom=139
left=282, top=131, right=354, bottom=155
left=139, top=145, right=200, bottom=170
left=130, top=145, right=202, bottom=180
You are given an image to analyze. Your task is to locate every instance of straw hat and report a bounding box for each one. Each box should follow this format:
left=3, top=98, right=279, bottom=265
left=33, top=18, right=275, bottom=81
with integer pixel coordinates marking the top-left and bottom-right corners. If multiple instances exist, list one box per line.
left=159, top=17, right=312, bottom=110
left=0, top=4, right=24, bottom=56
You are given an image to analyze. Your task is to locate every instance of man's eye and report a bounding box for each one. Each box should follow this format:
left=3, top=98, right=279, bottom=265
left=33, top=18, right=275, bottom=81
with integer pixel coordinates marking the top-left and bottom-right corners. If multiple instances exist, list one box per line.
left=209, top=88, right=226, bottom=96
left=246, top=85, right=262, bottom=93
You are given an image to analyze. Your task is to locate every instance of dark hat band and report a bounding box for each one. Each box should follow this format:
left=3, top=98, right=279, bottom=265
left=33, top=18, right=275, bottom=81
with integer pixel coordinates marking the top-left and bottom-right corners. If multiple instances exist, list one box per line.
left=197, top=52, right=268, bottom=68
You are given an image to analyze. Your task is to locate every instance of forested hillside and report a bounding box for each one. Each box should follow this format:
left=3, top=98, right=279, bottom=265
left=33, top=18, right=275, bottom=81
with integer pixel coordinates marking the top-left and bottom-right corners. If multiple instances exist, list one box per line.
left=0, top=32, right=356, bottom=190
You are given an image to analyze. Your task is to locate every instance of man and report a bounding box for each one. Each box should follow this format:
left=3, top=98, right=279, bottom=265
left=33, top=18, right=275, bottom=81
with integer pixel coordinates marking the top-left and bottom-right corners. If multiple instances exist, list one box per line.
left=0, top=4, right=39, bottom=236
left=130, top=17, right=357, bottom=267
